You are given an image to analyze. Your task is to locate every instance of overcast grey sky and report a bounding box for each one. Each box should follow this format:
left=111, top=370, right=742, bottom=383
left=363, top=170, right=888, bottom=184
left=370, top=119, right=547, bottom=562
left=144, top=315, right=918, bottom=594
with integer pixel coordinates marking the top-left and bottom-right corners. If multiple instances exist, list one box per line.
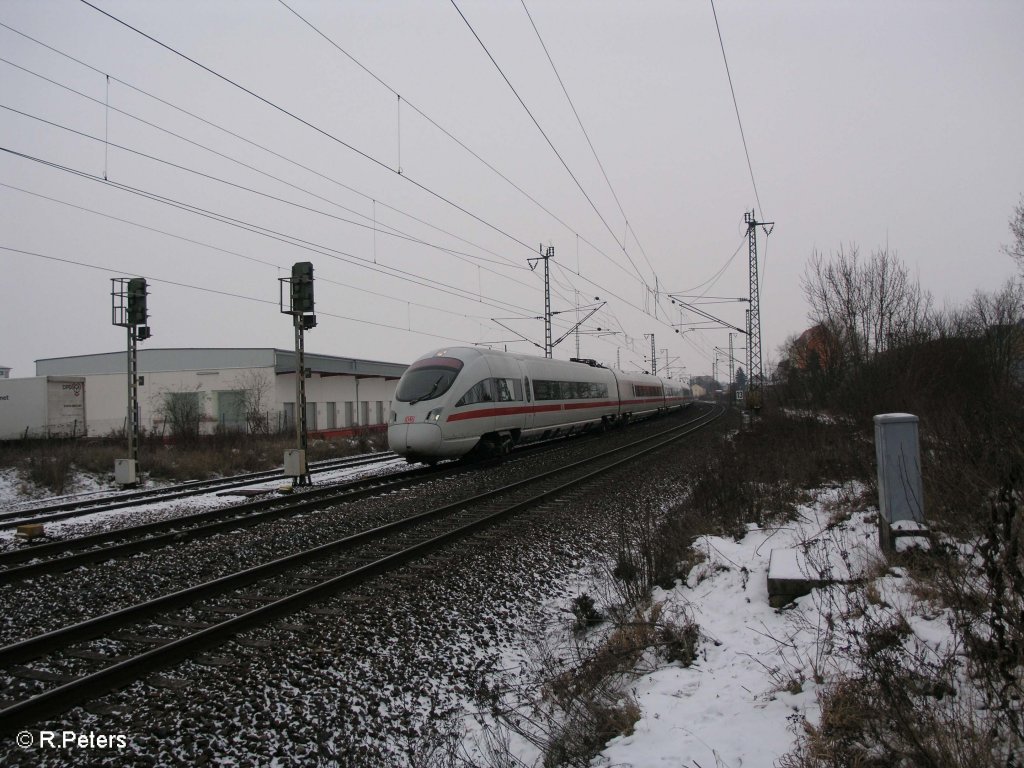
left=1, top=0, right=1021, bottom=381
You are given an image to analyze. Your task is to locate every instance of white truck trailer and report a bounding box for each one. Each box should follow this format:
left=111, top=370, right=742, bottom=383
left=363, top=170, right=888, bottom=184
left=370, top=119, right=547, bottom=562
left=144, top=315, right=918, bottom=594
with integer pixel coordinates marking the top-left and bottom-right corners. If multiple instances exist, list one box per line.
left=0, top=377, right=88, bottom=440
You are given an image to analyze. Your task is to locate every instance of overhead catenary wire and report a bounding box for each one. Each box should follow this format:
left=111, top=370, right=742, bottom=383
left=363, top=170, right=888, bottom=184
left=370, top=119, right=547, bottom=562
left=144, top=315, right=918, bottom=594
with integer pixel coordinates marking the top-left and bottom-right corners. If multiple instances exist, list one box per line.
left=448, top=0, right=652, bottom=290
left=0, top=56, right=617, bottom=359
left=0, top=146, right=542, bottom=320
left=0, top=182, right=503, bottom=327
left=520, top=0, right=660, bottom=283
left=0, top=82, right=533, bottom=283
left=271, top=1, right=652, bottom=294
left=256, top=7, right=644, bottom=347
left=77, top=0, right=542, bottom=259
left=0, top=245, right=486, bottom=345
left=69, top=2, right=677, bottom=342
left=0, top=21, right=529, bottom=274
left=709, top=0, right=765, bottom=221
left=4, top=7, right=705, bottom=370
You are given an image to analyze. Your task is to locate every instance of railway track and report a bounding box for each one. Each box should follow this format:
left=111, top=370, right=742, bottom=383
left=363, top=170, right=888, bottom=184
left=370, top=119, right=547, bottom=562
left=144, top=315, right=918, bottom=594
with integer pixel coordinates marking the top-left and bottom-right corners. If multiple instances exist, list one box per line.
left=0, top=404, right=723, bottom=732
left=0, top=425, right=620, bottom=584
left=0, top=462, right=457, bottom=586
left=0, top=452, right=400, bottom=531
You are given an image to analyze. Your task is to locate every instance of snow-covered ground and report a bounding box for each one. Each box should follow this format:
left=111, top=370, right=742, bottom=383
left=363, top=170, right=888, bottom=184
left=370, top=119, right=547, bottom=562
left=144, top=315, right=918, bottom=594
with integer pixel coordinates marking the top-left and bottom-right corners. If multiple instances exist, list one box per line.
left=1, top=461, right=958, bottom=766
left=462, top=482, right=952, bottom=768
left=598, top=490, right=880, bottom=767
left=0, top=455, right=409, bottom=545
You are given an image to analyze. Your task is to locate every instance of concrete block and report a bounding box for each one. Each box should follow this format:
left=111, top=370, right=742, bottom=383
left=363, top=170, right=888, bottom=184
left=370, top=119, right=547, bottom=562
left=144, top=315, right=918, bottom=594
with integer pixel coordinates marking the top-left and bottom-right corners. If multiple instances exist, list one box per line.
left=15, top=523, right=45, bottom=540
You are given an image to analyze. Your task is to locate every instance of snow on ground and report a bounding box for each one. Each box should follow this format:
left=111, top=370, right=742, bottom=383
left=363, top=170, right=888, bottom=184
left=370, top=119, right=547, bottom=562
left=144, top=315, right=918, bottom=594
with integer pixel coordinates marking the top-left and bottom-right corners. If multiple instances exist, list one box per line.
left=0, top=455, right=409, bottom=544
left=461, top=482, right=947, bottom=768
left=0, top=467, right=25, bottom=504
left=595, top=484, right=924, bottom=767
left=1, top=458, right=957, bottom=766
left=0, top=467, right=124, bottom=511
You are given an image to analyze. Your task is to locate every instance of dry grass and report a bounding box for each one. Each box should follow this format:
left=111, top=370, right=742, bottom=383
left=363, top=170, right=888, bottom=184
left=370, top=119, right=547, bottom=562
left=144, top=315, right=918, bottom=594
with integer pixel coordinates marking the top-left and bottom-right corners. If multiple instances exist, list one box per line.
left=539, top=604, right=695, bottom=767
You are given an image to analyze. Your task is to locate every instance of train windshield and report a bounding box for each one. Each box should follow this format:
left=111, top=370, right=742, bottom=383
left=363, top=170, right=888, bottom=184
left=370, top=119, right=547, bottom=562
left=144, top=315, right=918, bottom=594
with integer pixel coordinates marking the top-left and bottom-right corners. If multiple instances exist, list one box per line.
left=395, top=357, right=464, bottom=403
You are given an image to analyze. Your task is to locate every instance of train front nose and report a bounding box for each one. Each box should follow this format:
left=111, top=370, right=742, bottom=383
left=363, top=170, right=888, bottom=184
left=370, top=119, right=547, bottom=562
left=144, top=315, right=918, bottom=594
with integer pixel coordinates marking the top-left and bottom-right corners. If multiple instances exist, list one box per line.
left=388, top=422, right=442, bottom=458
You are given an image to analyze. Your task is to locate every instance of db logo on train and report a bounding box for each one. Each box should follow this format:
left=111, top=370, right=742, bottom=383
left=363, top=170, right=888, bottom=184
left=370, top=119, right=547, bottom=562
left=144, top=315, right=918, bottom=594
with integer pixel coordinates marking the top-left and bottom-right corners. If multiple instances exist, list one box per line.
left=404, top=416, right=416, bottom=424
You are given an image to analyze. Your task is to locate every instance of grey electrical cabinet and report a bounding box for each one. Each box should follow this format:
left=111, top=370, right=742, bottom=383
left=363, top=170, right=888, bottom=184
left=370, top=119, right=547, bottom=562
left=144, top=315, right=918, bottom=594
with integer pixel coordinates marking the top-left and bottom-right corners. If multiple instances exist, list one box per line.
left=283, top=448, right=307, bottom=478
left=874, top=413, right=925, bottom=552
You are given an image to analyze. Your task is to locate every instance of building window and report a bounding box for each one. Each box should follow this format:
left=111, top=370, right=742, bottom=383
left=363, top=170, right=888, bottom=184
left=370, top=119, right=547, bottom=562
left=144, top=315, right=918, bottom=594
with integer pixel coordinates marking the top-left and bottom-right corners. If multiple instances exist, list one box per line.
left=215, top=390, right=245, bottom=430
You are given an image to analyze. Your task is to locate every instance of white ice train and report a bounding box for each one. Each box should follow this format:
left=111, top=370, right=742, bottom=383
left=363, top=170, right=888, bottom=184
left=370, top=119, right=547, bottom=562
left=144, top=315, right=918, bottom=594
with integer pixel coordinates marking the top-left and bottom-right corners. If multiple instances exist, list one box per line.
left=387, top=346, right=692, bottom=463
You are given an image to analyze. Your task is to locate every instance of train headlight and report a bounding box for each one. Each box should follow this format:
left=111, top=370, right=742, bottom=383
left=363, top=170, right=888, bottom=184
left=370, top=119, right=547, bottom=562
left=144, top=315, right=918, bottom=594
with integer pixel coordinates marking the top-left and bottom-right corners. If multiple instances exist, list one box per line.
left=425, top=407, right=443, bottom=423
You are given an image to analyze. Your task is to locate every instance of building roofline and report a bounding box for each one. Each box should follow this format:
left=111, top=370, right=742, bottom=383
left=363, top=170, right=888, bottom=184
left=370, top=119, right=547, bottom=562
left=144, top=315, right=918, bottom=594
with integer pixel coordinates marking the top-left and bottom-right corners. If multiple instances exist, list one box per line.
left=35, top=348, right=408, bottom=379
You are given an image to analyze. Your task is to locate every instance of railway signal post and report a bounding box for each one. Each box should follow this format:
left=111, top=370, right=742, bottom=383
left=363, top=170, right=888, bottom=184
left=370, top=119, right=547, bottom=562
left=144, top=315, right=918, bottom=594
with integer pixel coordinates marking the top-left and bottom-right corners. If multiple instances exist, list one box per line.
left=111, top=277, right=151, bottom=487
left=280, top=262, right=316, bottom=486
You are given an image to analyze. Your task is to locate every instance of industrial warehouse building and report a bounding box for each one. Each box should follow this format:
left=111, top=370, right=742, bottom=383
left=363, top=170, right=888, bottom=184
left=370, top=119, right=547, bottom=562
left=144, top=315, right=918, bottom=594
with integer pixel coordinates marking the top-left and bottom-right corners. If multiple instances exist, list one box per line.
left=30, top=348, right=407, bottom=439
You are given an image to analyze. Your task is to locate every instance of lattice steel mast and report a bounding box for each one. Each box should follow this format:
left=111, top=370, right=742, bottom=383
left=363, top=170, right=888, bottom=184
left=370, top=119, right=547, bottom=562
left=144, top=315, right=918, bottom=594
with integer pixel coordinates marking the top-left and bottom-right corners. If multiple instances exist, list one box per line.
left=743, top=210, right=773, bottom=409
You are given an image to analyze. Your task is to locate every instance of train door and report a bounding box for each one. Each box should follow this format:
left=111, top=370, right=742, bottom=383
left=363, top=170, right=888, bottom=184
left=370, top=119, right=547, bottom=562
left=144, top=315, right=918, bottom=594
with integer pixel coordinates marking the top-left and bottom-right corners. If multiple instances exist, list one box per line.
left=518, top=360, right=535, bottom=437
left=482, top=355, right=529, bottom=443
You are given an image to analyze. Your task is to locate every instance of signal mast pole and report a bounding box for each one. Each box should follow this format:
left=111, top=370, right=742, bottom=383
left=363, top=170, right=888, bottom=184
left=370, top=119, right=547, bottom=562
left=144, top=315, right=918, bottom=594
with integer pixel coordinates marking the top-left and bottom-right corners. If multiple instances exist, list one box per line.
left=111, top=277, right=150, bottom=487
left=280, top=262, right=316, bottom=486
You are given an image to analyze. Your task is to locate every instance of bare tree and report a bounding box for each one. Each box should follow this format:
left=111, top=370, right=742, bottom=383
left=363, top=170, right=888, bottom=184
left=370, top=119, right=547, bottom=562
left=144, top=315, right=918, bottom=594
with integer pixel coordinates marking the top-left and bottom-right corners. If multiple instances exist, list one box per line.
left=1003, top=195, right=1024, bottom=275
left=151, top=386, right=207, bottom=442
left=950, top=279, right=1024, bottom=392
left=801, top=245, right=932, bottom=374
left=232, top=370, right=274, bottom=435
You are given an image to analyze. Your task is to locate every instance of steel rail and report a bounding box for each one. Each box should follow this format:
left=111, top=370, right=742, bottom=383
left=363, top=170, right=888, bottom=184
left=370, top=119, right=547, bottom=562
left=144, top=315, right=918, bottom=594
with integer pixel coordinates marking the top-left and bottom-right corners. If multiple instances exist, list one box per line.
left=0, top=404, right=723, bottom=732
left=0, top=464, right=450, bottom=584
left=0, top=453, right=399, bottom=529
left=0, top=419, right=638, bottom=581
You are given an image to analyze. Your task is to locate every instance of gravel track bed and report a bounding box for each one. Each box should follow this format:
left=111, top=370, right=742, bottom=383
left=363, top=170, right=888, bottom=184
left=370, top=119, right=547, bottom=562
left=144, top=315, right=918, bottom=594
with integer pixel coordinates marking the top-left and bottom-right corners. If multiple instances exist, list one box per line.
left=1, top=407, right=725, bottom=766
left=0, top=459, right=410, bottom=556
left=0, top=412, right=701, bottom=646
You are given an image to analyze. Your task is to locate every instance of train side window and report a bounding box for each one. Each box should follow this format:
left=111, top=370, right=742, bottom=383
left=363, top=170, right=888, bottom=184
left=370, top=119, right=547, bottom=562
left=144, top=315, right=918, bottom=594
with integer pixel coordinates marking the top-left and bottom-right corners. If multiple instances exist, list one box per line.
left=495, top=378, right=517, bottom=402
left=524, top=377, right=531, bottom=402
left=456, top=379, right=494, bottom=406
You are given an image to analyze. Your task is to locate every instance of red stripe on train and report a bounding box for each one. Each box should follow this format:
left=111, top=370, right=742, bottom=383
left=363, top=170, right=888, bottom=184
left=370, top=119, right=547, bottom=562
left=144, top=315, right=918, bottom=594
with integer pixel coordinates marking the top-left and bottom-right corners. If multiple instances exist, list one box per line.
left=444, top=398, right=669, bottom=422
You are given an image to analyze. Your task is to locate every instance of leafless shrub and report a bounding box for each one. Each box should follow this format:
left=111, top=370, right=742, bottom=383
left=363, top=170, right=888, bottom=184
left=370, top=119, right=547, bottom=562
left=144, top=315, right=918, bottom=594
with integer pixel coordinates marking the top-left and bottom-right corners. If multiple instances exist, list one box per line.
left=924, top=480, right=1024, bottom=751
left=151, top=386, right=207, bottom=443
left=569, top=594, right=602, bottom=633
left=20, top=442, right=75, bottom=494
left=801, top=245, right=933, bottom=381
left=776, top=505, right=1023, bottom=768
left=464, top=592, right=699, bottom=768
left=231, top=369, right=275, bottom=435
